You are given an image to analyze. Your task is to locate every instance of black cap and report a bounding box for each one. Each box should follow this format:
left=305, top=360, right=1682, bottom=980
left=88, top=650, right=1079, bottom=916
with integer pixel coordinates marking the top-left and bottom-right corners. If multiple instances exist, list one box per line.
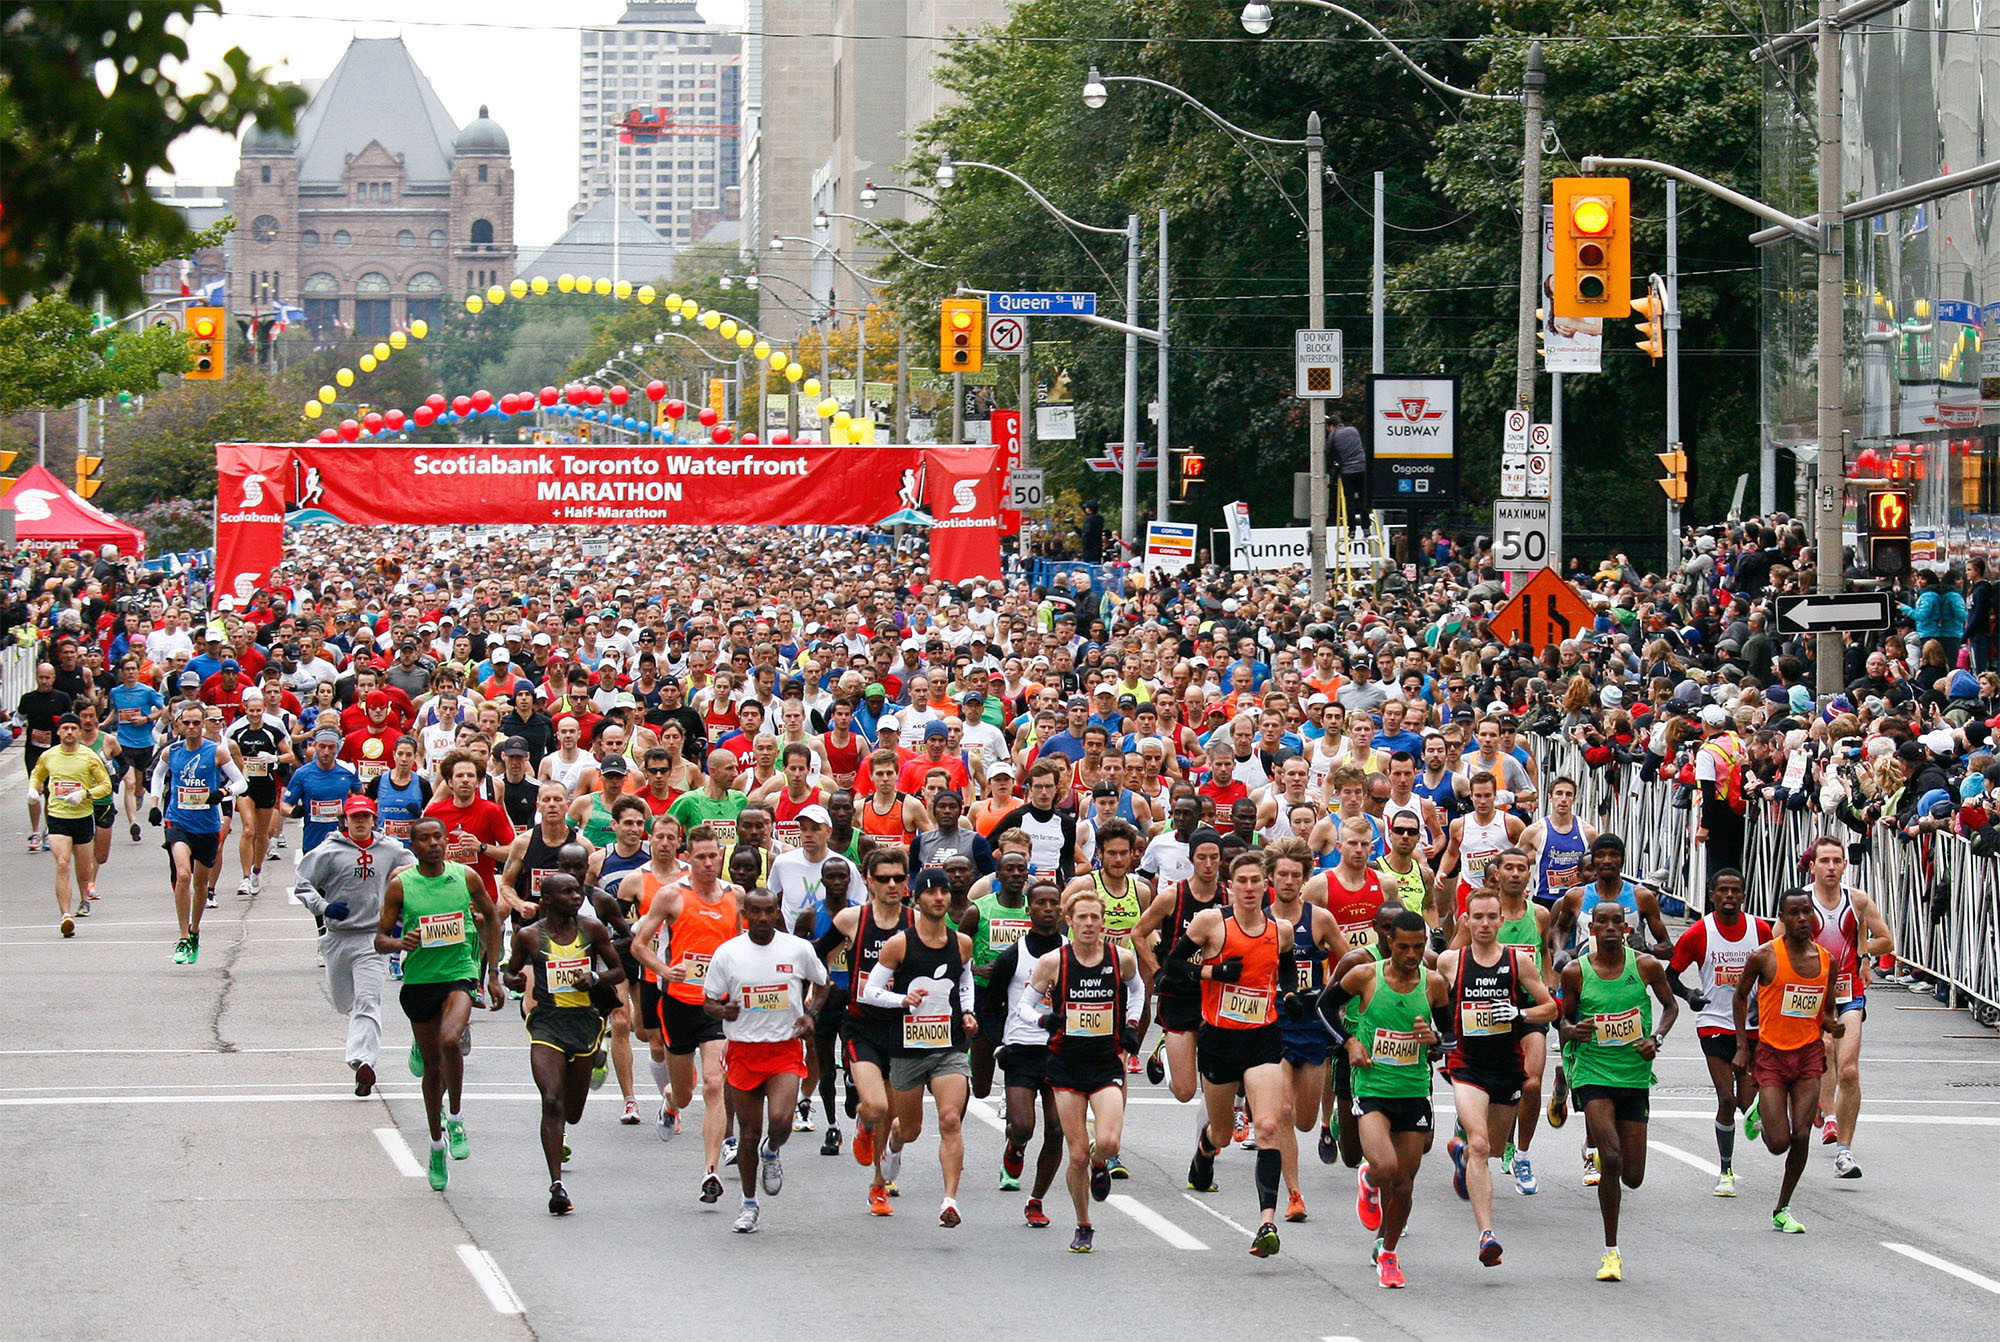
left=912, top=868, right=952, bottom=893
left=500, top=735, right=532, bottom=757
left=598, top=754, right=630, bottom=775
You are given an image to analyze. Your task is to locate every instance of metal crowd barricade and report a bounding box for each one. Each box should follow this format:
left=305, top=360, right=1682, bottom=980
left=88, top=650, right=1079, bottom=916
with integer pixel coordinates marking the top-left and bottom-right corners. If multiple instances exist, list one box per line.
left=1, top=642, right=36, bottom=717
left=1538, top=738, right=1704, bottom=915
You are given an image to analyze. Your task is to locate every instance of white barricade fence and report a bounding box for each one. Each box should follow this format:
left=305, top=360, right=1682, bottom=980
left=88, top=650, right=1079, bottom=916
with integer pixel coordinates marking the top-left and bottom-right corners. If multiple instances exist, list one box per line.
left=1, top=643, right=35, bottom=718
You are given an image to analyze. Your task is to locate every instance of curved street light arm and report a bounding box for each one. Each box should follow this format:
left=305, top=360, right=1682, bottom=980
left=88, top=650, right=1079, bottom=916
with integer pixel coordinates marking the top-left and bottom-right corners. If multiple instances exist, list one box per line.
left=821, top=210, right=947, bottom=270
left=773, top=235, right=894, bottom=287
left=1275, top=0, right=1519, bottom=104
left=1101, top=74, right=1307, bottom=146
left=946, top=160, right=1127, bottom=236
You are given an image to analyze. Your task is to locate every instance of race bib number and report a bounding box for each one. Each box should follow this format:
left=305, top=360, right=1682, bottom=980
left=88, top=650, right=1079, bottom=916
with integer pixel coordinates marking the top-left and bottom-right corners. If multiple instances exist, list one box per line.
left=1216, top=983, right=1273, bottom=1026
left=742, top=982, right=790, bottom=1012
left=1592, top=1008, right=1643, bottom=1046
left=1714, top=958, right=1745, bottom=988
left=118, top=708, right=145, bottom=725
left=1834, top=973, right=1854, bottom=1005
left=1343, top=923, right=1377, bottom=950
left=1545, top=866, right=1580, bottom=891
left=546, top=955, right=590, bottom=992
left=1065, top=1004, right=1113, bottom=1037
left=29, top=728, right=51, bottom=748
left=1781, top=984, right=1825, bottom=1018
left=1460, top=1000, right=1510, bottom=1037
left=987, top=918, right=1030, bottom=949
left=245, top=757, right=272, bottom=777
left=384, top=819, right=412, bottom=839
left=1371, top=1028, right=1423, bottom=1066
left=358, top=761, right=386, bottom=781
left=708, top=819, right=737, bottom=845
left=51, top=778, right=85, bottom=804
left=1464, top=852, right=1493, bottom=884
left=177, top=784, right=210, bottom=810
left=309, top=798, right=341, bottom=824
left=679, top=952, right=711, bottom=985
left=1296, top=958, right=1318, bottom=992
left=530, top=868, right=549, bottom=896
left=418, top=911, right=465, bottom=947
left=902, top=1007, right=953, bottom=1049
left=828, top=944, right=849, bottom=973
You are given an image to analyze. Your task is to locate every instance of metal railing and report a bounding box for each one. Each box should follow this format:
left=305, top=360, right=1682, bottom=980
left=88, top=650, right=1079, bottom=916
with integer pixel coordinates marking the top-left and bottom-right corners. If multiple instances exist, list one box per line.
left=1, top=643, right=36, bottom=718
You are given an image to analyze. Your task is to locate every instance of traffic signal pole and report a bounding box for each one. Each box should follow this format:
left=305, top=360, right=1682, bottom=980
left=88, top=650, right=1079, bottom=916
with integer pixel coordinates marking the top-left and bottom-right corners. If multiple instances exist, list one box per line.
left=1665, top=180, right=1683, bottom=570
left=1812, top=0, right=1846, bottom=697
left=1121, top=212, right=1141, bottom=549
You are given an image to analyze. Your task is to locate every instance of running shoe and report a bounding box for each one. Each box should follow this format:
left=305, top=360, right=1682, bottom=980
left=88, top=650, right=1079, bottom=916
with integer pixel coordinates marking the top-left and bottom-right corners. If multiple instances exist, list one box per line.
left=353, top=1063, right=376, bottom=1097
left=1547, top=1065, right=1570, bottom=1128
left=1371, top=1236, right=1384, bottom=1265
left=458, top=1022, right=472, bottom=1056
left=939, top=1198, right=961, bottom=1228
left=1596, top=1248, right=1622, bottom=1281
left=1090, top=1161, right=1112, bottom=1203
left=620, top=1098, right=640, bottom=1125
left=1124, top=1053, right=1140, bottom=1075
left=561, top=1143, right=571, bottom=1165
left=820, top=1125, right=841, bottom=1157
left=75, top=896, right=90, bottom=916
left=129, top=822, right=140, bottom=843
left=204, top=892, right=217, bottom=910
left=549, top=1182, right=573, bottom=1216
left=446, top=1118, right=469, bottom=1160
left=720, top=1135, right=739, bottom=1167
left=171, top=936, right=191, bottom=964
left=1513, top=1154, right=1539, bottom=1195
left=998, top=1172, right=1020, bottom=1192
left=1582, top=1149, right=1600, bottom=1187
left=1145, top=1035, right=1167, bottom=1085
left=1772, top=1206, right=1806, bottom=1233
left=589, top=1059, right=607, bottom=1090
left=1002, top=1139, right=1025, bottom=1180
left=1821, top=1115, right=1838, bottom=1145
left=409, top=1042, right=424, bottom=1078
left=60, top=915, right=74, bottom=938
left=1355, top=1163, right=1383, bottom=1231
left=1449, top=1137, right=1469, bottom=1201
left=1833, top=1147, right=1862, bottom=1179
left=248, top=870, right=262, bottom=895
left=1501, top=1139, right=1516, bottom=1166
left=427, top=1146, right=448, bottom=1191
left=1713, top=1169, right=1737, bottom=1197
left=878, top=1140, right=902, bottom=1186
left=1285, top=1189, right=1308, bottom=1223
left=236, top=877, right=254, bottom=899
left=1479, top=1230, right=1503, bottom=1267
left=699, top=1171, right=724, bottom=1204
left=1069, top=1224, right=1095, bottom=1253
left=185, top=933, right=199, bottom=962
left=1187, top=1139, right=1218, bottom=1193
left=656, top=1104, right=680, bottom=1142
left=26, top=832, right=41, bottom=853
left=868, top=1183, right=893, bottom=1216
left=1317, top=1122, right=1339, bottom=1165
left=760, top=1144, right=784, bottom=1195
left=885, top=1179, right=898, bottom=1196
left=794, top=1100, right=815, bottom=1133
left=1024, top=1198, right=1051, bottom=1227
left=1233, top=1108, right=1253, bottom=1149
left=1106, top=1155, right=1129, bottom=1180
left=732, top=1202, right=760, bottom=1233
left=1376, top=1249, right=1405, bottom=1287
left=1744, top=1095, right=1762, bottom=1141
left=853, top=1124, right=876, bottom=1168
left=388, top=953, right=402, bottom=981
left=1249, top=1224, right=1281, bottom=1258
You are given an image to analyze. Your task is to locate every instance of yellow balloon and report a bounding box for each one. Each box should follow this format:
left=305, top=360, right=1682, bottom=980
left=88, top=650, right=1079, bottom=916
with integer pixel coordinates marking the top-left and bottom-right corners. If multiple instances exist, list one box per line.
left=681, top=300, right=699, bottom=320
left=736, top=330, right=754, bottom=349
left=335, top=367, right=355, bottom=387
left=593, top=278, right=613, bottom=296
left=803, top=378, right=823, bottom=399
left=358, top=354, right=377, bottom=373
left=372, top=341, right=391, bottom=361
left=665, top=292, right=683, bottom=309
left=637, top=284, right=657, bottom=306
left=817, top=398, right=839, bottom=418
left=785, top=363, right=804, bottom=383
left=464, top=295, right=484, bottom=314
left=557, top=274, right=576, bottom=294
left=719, top=319, right=738, bottom=339
left=389, top=331, right=407, bottom=350
left=485, top=285, right=505, bottom=305
left=614, top=279, right=633, bottom=300
left=769, top=351, right=788, bottom=370
left=753, top=340, right=771, bottom=360
left=833, top=411, right=851, bottom=427
left=509, top=278, right=527, bottom=300
left=702, top=310, right=721, bottom=330
left=530, top=275, right=550, bottom=295
left=303, top=401, right=323, bottom=419
left=318, top=384, right=337, bottom=404
left=409, top=319, right=428, bottom=339
left=575, top=274, right=594, bottom=292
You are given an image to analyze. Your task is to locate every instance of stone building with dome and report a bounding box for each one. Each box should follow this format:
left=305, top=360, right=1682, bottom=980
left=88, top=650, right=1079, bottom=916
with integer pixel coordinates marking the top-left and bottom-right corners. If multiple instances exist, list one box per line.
left=229, top=36, right=515, bottom=339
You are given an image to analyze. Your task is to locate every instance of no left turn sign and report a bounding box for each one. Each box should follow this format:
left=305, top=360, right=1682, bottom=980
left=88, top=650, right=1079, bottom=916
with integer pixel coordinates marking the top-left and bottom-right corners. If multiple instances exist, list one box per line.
left=987, top=315, right=1028, bottom=355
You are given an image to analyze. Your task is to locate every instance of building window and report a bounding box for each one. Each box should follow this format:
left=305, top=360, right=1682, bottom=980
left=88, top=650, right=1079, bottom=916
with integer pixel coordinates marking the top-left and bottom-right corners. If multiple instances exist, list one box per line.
left=470, top=218, right=494, bottom=245
left=354, top=272, right=392, bottom=337
left=428, top=228, right=446, bottom=249
left=251, top=214, right=279, bottom=243
left=301, top=229, right=320, bottom=246
left=260, top=165, right=271, bottom=184
left=478, top=164, right=488, bottom=183
left=395, top=229, right=413, bottom=247
left=332, top=230, right=351, bottom=248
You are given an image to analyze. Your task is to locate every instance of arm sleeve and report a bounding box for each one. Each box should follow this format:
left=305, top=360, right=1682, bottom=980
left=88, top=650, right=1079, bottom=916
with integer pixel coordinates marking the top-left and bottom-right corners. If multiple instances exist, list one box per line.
left=859, top=960, right=906, bottom=1011
left=958, top=958, right=976, bottom=1008
left=219, top=757, right=247, bottom=795
left=812, top=923, right=847, bottom=963
left=975, top=945, right=1018, bottom=1023
left=1013, top=975, right=1052, bottom=1029
left=1122, top=957, right=1146, bottom=1026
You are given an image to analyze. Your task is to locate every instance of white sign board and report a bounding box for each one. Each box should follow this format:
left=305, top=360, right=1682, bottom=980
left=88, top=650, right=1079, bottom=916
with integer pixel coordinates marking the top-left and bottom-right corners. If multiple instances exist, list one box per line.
left=1492, top=499, right=1552, bottom=573
left=1501, top=454, right=1529, bottom=498
left=1008, top=468, right=1045, bottom=510
left=580, top=539, right=610, bottom=559
left=1540, top=205, right=1604, bottom=373
left=1526, top=447, right=1552, bottom=499
left=1143, top=520, right=1200, bottom=570
left=1035, top=404, right=1076, bottom=440
left=987, top=315, right=1028, bottom=356
left=1294, top=329, right=1344, bottom=399
left=1503, top=408, right=1530, bottom=453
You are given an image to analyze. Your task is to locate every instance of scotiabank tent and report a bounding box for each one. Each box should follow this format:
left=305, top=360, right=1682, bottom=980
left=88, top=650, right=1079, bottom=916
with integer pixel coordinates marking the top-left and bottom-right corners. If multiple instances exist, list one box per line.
left=2, top=465, right=146, bottom=555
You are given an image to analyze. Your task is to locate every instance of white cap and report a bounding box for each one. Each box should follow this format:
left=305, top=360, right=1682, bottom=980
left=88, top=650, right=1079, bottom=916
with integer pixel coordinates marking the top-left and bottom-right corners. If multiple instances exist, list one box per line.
left=1921, top=728, right=1957, bottom=755
left=1700, top=704, right=1729, bottom=727
left=878, top=715, right=901, bottom=732
left=796, top=804, right=832, bottom=826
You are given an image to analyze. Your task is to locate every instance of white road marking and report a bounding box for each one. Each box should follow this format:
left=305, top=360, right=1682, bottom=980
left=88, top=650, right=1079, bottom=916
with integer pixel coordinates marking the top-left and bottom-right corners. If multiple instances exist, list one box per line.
left=456, top=1244, right=525, bottom=1315
left=1106, top=1194, right=1208, bottom=1250
left=965, top=1097, right=1007, bottom=1134
left=1649, top=1140, right=1719, bottom=1177
left=1, top=936, right=318, bottom=946
left=0, top=1091, right=547, bottom=1106
left=1881, top=1242, right=2000, bottom=1295
left=374, top=1126, right=424, bottom=1176
left=1180, top=1192, right=1256, bottom=1239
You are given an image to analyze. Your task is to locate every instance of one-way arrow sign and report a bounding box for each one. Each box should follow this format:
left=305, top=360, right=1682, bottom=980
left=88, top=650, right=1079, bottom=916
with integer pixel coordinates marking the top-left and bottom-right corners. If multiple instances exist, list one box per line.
left=1774, top=592, right=1892, bottom=636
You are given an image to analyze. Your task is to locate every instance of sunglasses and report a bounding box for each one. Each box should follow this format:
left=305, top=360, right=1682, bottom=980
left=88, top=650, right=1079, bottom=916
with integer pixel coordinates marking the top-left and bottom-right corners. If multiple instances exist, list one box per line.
left=872, top=871, right=909, bottom=884
left=1390, top=826, right=1422, bottom=837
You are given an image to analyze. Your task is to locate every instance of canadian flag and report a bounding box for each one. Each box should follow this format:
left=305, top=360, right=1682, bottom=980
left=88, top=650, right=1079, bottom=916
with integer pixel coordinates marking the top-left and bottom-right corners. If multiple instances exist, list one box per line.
left=178, top=259, right=192, bottom=298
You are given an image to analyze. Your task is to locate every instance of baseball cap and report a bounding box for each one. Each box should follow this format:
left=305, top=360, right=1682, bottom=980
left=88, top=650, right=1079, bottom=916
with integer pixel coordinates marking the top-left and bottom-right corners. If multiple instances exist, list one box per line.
left=1921, top=728, right=1958, bottom=756
left=960, top=689, right=985, bottom=703
left=923, top=721, right=951, bottom=739
left=533, top=632, right=552, bottom=646
left=1700, top=705, right=1730, bottom=727
left=220, top=658, right=240, bottom=673
left=179, top=671, right=201, bottom=687
left=878, top=715, right=901, bottom=732
left=988, top=761, right=1016, bottom=778
left=863, top=682, right=887, bottom=698
left=598, top=754, right=630, bottom=775
left=1117, top=693, right=1138, bottom=708
left=912, top=868, right=951, bottom=893
left=797, top=804, right=832, bottom=826
left=342, top=795, right=377, bottom=816
left=500, top=735, right=532, bottom=756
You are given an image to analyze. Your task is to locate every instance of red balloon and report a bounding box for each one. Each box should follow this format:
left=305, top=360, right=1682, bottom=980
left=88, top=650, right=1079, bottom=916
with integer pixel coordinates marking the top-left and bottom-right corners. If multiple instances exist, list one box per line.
left=770, top=430, right=791, bottom=445
left=646, top=380, right=667, bottom=403
left=608, top=384, right=630, bottom=406
left=318, top=428, right=339, bottom=444
left=540, top=385, right=560, bottom=407
left=697, top=406, right=719, bottom=427
left=499, top=393, right=519, bottom=414
left=384, top=409, right=406, bottom=431
left=565, top=384, right=586, bottom=406
left=740, top=432, right=759, bottom=445
left=412, top=404, right=436, bottom=427
left=451, top=395, right=473, bottom=416
left=584, top=385, right=605, bottom=406
left=712, top=425, right=733, bottom=444
left=362, top=412, right=384, bottom=433
left=470, top=390, right=493, bottom=413
left=425, top=393, right=447, bottom=411
left=338, top=418, right=361, bottom=442
left=663, top=398, right=686, bottom=420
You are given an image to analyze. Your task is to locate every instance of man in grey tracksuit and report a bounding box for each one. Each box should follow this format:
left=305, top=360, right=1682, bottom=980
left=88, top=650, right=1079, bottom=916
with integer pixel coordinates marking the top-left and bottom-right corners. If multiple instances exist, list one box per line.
left=295, top=795, right=413, bottom=1095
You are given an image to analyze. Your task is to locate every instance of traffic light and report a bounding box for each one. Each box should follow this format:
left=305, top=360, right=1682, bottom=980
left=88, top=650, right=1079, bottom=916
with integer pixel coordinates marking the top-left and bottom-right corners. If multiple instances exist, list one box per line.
left=0, top=448, right=17, bottom=495
left=1656, top=448, right=1687, bottom=504
left=1632, top=278, right=1666, bottom=362
left=1551, top=177, right=1631, bottom=319
left=1867, top=488, right=1911, bottom=577
left=185, top=306, right=225, bottom=380
left=76, top=454, right=103, bottom=500
left=1179, top=450, right=1206, bottom=500
left=940, top=297, right=983, bottom=374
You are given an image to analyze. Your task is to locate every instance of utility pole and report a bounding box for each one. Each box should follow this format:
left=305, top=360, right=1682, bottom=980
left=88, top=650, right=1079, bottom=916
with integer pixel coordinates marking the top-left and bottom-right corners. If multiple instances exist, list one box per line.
left=1306, top=112, right=1328, bottom=603
left=895, top=321, right=908, bottom=442
left=1372, top=170, right=1386, bottom=376
left=1120, top=213, right=1141, bottom=547
left=1514, top=42, right=1546, bottom=412
left=1019, top=337, right=1034, bottom=565
left=1812, top=0, right=1846, bottom=698
left=1156, top=207, right=1170, bottom=523
left=1665, top=181, right=1684, bottom=570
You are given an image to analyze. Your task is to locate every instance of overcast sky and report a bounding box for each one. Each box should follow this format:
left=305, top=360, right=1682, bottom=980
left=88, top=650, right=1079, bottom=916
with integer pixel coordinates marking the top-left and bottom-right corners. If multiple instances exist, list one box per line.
left=156, top=0, right=746, bottom=249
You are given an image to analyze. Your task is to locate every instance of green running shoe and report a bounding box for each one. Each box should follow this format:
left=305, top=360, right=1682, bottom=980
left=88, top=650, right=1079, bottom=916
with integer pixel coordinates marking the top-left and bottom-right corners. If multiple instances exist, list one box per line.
left=1249, top=1224, right=1281, bottom=1258
left=171, top=937, right=191, bottom=964
left=1713, top=1169, right=1737, bottom=1198
left=185, top=933, right=199, bottom=963
left=1501, top=1140, right=1517, bottom=1167
left=409, top=1041, right=424, bottom=1078
left=1772, top=1206, right=1806, bottom=1234
left=428, top=1146, right=448, bottom=1191
left=1743, top=1095, right=1762, bottom=1141
left=446, top=1117, right=469, bottom=1161
left=997, top=1173, right=1021, bottom=1192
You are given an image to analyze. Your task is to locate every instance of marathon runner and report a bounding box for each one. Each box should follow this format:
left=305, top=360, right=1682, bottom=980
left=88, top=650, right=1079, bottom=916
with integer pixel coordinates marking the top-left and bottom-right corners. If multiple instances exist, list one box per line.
left=1668, top=866, right=1771, bottom=1195
left=1132, top=826, right=1225, bottom=1101
left=30, top=713, right=112, bottom=937
left=961, top=837, right=1034, bottom=1111
left=108, top=654, right=165, bottom=842
left=294, top=795, right=412, bottom=1095
left=1520, top=776, right=1594, bottom=907
left=147, top=702, right=247, bottom=962
left=976, top=876, right=1067, bottom=1225
left=1802, top=834, right=1893, bottom=1178
left=1266, top=836, right=1342, bottom=1221
left=222, top=690, right=290, bottom=897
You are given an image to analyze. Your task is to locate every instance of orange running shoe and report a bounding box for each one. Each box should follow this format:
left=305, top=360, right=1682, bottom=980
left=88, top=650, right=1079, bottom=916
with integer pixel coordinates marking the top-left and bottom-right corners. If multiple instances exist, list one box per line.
left=854, top=1124, right=876, bottom=1168
left=1285, top=1189, right=1308, bottom=1223
left=868, top=1182, right=894, bottom=1216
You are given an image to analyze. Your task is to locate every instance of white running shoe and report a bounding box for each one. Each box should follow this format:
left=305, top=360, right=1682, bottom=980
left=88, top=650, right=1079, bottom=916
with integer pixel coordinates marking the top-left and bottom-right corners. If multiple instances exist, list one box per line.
left=732, top=1202, right=760, bottom=1233
left=760, top=1145, right=784, bottom=1196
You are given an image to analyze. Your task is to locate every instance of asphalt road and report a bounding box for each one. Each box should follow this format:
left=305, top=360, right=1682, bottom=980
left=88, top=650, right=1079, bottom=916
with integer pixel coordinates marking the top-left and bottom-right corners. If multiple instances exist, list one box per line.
left=6, top=761, right=1997, bottom=1340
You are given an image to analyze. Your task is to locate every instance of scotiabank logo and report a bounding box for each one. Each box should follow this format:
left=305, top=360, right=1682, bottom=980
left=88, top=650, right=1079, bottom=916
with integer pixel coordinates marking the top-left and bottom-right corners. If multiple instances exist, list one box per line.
left=218, top=468, right=283, bottom=524
left=240, top=473, right=268, bottom=507
left=950, top=478, right=979, bottom=515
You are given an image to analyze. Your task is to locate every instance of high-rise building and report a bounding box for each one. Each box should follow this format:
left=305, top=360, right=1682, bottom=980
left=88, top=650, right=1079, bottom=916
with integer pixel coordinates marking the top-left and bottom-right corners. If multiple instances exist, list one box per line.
left=230, top=37, right=515, bottom=338
left=573, top=1, right=743, bottom=262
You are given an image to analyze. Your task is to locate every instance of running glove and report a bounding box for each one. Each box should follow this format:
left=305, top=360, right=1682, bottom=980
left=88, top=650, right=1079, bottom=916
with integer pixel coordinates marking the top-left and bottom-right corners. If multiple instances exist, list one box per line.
left=148, top=805, right=162, bottom=826
left=1208, top=956, right=1245, bottom=983
left=323, top=901, right=350, bottom=922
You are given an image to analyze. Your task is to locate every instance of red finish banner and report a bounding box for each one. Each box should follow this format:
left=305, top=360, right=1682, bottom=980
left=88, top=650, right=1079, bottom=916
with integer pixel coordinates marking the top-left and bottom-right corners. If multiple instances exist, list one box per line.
left=212, top=444, right=1002, bottom=602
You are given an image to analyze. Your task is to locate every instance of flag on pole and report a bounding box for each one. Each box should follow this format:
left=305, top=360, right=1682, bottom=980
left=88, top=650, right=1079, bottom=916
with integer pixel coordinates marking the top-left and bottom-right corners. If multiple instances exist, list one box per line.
left=178, top=260, right=192, bottom=297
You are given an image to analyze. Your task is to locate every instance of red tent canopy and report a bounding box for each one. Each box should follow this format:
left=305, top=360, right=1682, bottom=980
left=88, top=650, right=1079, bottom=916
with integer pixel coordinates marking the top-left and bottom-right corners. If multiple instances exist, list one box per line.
left=1, top=465, right=146, bottom=555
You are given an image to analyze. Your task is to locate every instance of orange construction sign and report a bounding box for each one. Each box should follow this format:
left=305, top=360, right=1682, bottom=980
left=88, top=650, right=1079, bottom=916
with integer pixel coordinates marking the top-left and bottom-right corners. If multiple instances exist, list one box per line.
left=1487, top=567, right=1595, bottom=652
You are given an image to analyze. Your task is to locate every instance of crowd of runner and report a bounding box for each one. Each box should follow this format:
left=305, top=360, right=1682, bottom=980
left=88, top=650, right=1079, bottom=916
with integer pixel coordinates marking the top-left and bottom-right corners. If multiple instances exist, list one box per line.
left=6, top=512, right=1994, bottom=1282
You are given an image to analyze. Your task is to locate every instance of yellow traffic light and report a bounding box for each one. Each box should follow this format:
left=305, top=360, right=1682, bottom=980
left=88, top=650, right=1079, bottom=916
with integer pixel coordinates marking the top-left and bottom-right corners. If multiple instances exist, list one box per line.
left=76, top=454, right=104, bottom=500
left=0, top=450, right=17, bottom=472
left=1656, top=448, right=1687, bottom=504
left=185, top=305, right=226, bottom=381
left=1551, top=177, right=1631, bottom=319
left=940, top=297, right=983, bottom=374
left=1632, top=282, right=1665, bottom=362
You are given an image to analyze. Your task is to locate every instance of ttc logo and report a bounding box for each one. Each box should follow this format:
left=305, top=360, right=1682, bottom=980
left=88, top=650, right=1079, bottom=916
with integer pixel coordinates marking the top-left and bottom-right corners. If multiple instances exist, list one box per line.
left=1383, top=398, right=1444, bottom=423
